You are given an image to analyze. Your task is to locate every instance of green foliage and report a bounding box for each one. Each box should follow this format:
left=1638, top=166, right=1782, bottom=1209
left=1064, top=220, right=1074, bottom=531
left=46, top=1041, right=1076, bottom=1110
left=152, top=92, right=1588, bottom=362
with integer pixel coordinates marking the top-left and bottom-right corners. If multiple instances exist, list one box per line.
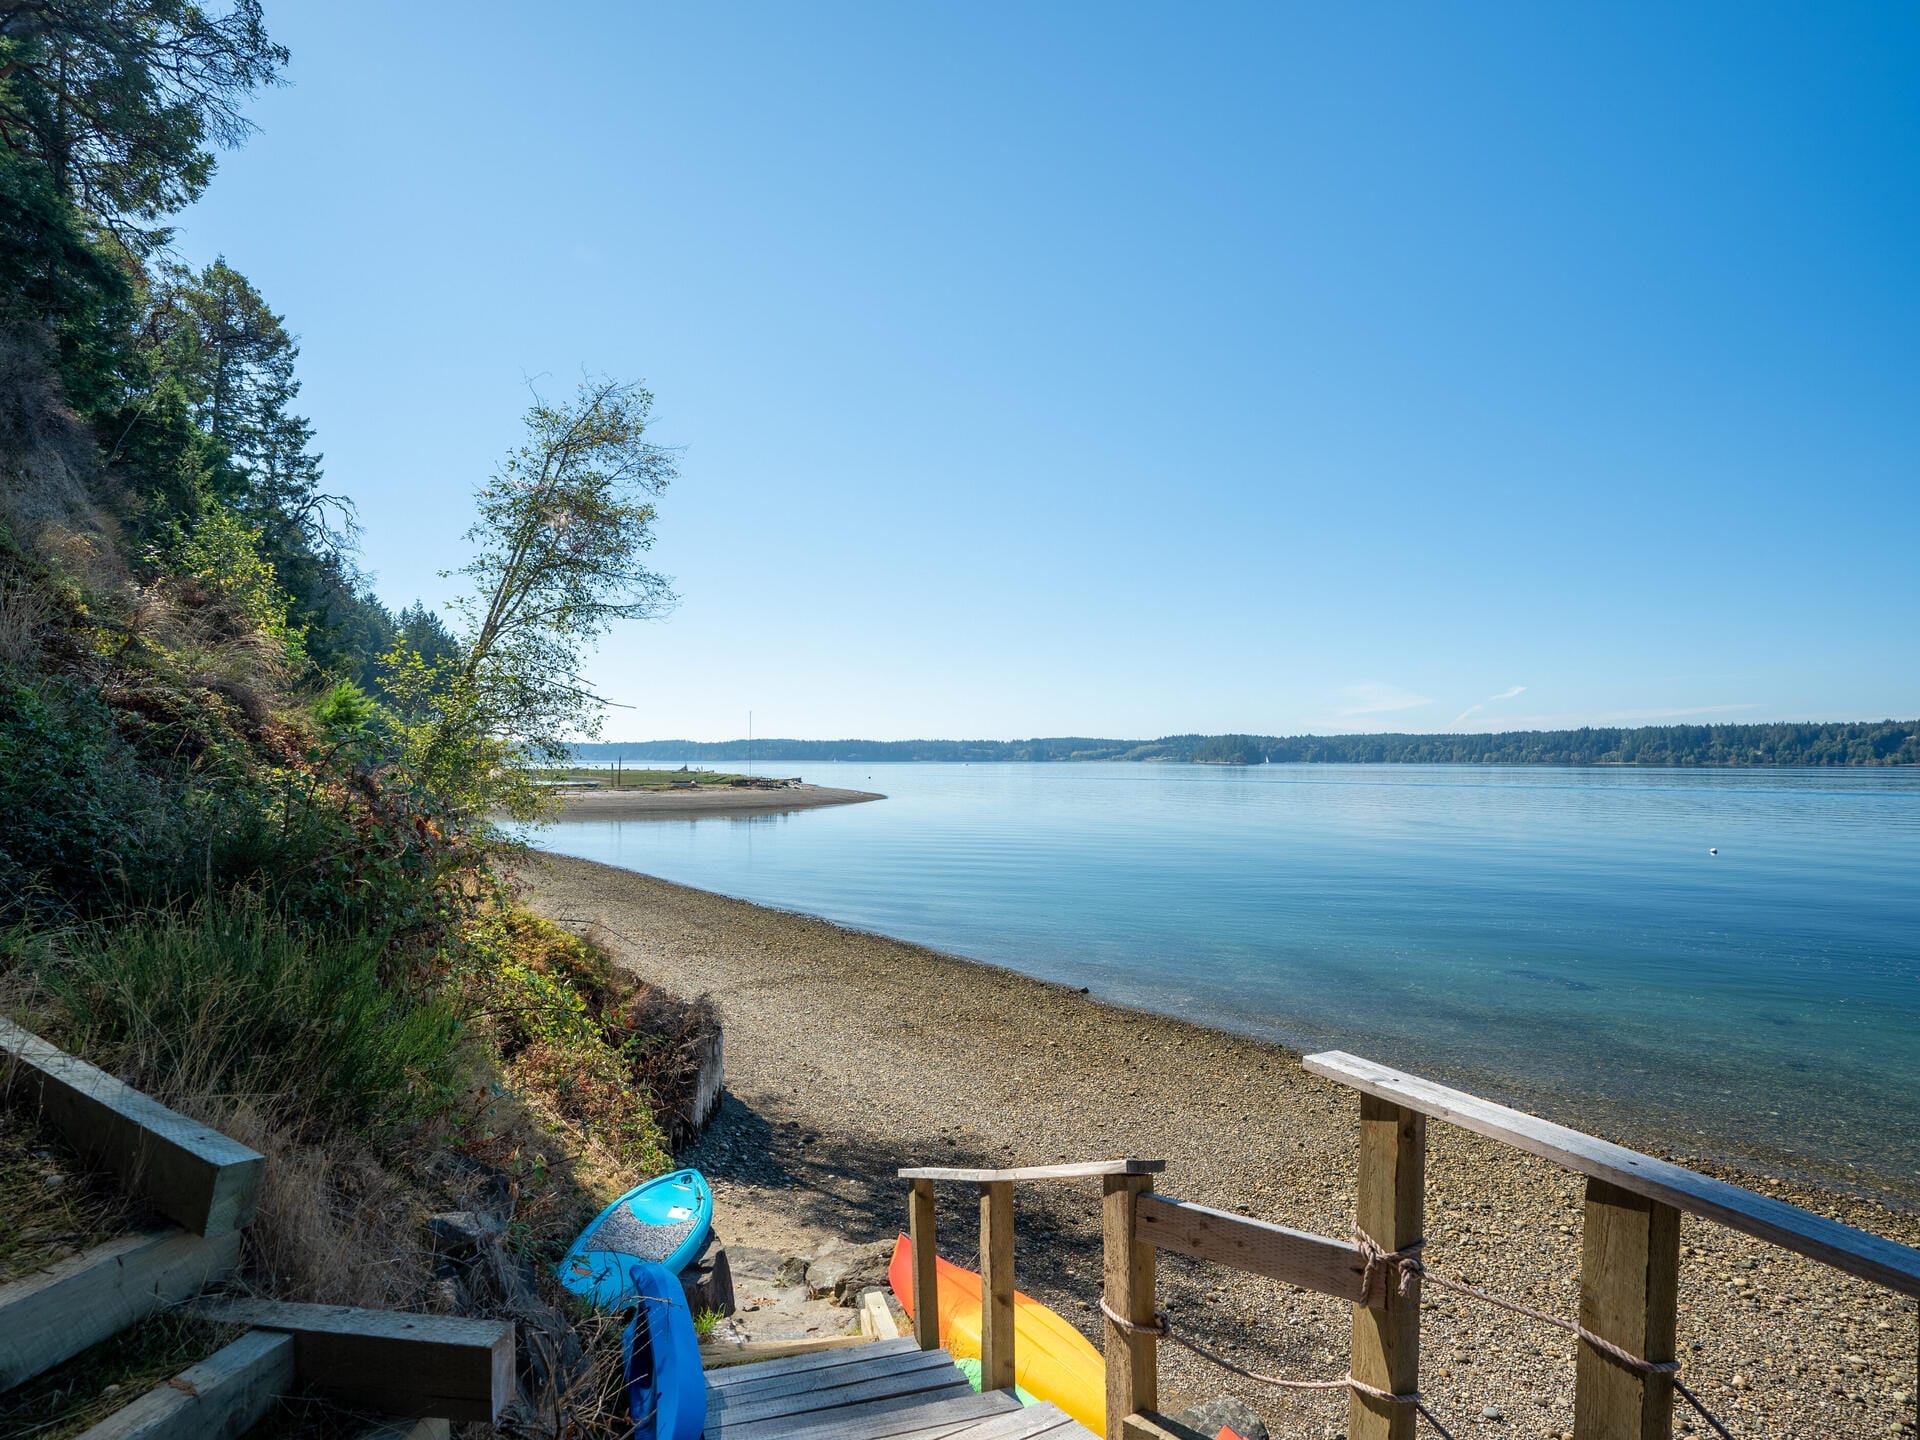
left=0, top=674, right=183, bottom=916
left=26, top=901, right=462, bottom=1130
left=407, top=378, right=676, bottom=820
left=1192, top=734, right=1266, bottom=764
left=0, top=0, right=286, bottom=251
left=173, top=503, right=304, bottom=661
left=312, top=678, right=377, bottom=737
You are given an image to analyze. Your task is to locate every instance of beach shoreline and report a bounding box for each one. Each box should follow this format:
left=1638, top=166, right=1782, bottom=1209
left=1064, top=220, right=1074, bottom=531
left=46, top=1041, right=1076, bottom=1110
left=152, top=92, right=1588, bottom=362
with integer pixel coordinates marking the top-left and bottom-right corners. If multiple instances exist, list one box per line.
left=516, top=851, right=1918, bottom=1438
left=541, top=783, right=884, bottom=819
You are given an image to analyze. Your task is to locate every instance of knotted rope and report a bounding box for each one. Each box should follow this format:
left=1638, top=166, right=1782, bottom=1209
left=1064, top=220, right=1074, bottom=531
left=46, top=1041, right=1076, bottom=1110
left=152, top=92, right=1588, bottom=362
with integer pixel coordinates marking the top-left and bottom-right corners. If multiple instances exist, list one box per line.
left=1095, top=1230, right=1736, bottom=1440
left=1099, top=1296, right=1456, bottom=1439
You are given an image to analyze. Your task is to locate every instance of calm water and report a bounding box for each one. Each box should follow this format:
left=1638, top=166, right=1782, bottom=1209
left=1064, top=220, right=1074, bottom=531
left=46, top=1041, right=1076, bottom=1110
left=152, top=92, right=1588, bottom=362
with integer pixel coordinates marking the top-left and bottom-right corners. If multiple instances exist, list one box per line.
left=529, top=763, right=1920, bottom=1200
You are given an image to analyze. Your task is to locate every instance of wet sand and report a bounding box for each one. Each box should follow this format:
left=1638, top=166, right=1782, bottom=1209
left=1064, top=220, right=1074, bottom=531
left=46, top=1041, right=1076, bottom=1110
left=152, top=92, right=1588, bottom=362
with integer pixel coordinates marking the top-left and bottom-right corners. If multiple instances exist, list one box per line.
left=517, top=851, right=1919, bottom=1440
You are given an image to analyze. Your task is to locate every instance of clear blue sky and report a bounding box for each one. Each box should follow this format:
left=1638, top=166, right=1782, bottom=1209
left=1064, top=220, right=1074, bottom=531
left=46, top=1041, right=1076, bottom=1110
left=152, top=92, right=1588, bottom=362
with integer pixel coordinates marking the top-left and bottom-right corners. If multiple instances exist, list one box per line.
left=174, top=2, right=1919, bottom=741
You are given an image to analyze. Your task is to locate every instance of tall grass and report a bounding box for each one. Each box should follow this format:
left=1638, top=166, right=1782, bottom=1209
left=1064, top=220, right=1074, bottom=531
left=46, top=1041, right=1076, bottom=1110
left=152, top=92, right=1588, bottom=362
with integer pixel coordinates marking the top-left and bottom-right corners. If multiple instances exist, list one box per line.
left=28, top=901, right=462, bottom=1132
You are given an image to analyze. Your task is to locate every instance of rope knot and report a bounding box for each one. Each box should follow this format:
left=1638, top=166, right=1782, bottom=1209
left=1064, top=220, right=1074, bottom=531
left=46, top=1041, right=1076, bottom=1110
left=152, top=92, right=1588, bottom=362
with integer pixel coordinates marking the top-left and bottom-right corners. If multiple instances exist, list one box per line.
left=1353, top=1226, right=1426, bottom=1303
left=1098, top=1297, right=1168, bottom=1337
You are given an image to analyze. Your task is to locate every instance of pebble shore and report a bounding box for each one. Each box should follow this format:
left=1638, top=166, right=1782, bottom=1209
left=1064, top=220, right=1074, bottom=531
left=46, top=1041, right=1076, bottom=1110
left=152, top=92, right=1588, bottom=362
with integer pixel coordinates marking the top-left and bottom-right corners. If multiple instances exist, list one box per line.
left=519, top=852, right=1919, bottom=1440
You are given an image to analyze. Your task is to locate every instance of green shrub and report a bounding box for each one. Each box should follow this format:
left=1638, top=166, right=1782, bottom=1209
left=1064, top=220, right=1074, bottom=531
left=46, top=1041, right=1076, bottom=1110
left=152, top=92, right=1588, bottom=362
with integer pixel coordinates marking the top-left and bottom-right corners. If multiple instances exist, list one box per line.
left=29, top=902, right=463, bottom=1131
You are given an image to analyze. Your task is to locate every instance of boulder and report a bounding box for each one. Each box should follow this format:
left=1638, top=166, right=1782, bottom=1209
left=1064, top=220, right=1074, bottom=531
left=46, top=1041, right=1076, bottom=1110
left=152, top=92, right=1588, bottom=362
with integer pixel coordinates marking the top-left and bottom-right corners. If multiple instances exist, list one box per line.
left=1168, top=1396, right=1269, bottom=1440
left=426, top=1210, right=505, bottom=1256
left=680, top=1232, right=736, bottom=1317
left=805, top=1239, right=896, bottom=1307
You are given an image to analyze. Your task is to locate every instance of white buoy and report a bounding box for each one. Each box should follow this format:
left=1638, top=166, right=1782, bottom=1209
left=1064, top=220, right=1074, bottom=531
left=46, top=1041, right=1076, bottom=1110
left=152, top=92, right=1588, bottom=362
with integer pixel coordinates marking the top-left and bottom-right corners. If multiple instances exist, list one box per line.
left=1709, top=847, right=1719, bottom=855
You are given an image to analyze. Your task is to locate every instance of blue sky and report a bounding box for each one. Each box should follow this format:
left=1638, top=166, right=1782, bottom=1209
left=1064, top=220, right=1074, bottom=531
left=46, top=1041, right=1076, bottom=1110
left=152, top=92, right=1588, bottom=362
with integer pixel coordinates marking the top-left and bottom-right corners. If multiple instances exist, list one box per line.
left=174, top=3, right=1919, bottom=740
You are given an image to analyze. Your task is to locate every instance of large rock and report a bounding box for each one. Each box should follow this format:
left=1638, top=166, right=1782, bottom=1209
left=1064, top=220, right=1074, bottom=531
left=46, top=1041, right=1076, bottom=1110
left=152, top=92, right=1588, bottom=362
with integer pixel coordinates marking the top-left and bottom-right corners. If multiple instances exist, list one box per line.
left=1168, top=1395, right=1270, bottom=1440
left=805, top=1239, right=896, bottom=1307
left=680, top=1232, right=736, bottom=1317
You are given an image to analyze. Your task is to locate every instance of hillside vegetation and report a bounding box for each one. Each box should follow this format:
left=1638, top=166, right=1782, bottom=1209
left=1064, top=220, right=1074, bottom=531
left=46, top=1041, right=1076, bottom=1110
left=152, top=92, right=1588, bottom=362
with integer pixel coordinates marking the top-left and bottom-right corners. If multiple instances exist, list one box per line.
left=0, top=5, right=690, bottom=1432
left=577, top=717, right=1920, bottom=768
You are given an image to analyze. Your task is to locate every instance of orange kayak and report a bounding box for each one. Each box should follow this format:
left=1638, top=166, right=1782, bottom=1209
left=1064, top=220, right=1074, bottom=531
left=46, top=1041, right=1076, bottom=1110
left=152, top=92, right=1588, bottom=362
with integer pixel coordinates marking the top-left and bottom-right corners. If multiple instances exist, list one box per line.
left=887, top=1234, right=1105, bottom=1433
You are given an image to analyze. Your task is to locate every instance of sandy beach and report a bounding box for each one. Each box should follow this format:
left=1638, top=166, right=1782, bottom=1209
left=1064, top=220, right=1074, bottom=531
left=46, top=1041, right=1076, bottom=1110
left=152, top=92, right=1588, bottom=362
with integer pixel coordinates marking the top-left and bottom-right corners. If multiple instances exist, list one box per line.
left=517, top=852, right=1918, bottom=1440
left=544, top=783, right=884, bottom=819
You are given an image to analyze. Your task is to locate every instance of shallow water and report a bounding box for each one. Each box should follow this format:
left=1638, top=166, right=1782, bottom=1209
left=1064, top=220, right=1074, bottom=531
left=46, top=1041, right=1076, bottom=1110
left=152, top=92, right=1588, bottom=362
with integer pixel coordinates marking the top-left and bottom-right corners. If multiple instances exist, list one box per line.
left=528, top=762, right=1920, bottom=1200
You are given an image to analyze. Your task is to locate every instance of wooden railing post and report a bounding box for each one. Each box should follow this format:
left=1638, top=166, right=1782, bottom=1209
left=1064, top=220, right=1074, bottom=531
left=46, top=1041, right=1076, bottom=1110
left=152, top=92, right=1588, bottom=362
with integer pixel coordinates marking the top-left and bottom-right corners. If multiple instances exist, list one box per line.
left=909, top=1177, right=940, bottom=1352
left=1103, top=1173, right=1157, bottom=1440
left=1574, top=1176, right=1681, bottom=1440
left=1350, top=1093, right=1425, bottom=1440
left=979, top=1179, right=1016, bottom=1391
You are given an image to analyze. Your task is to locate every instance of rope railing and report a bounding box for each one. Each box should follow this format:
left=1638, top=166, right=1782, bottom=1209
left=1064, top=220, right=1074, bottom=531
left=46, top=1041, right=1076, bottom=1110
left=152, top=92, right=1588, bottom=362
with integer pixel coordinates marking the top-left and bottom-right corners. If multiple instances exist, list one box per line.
left=1101, top=1228, right=1739, bottom=1440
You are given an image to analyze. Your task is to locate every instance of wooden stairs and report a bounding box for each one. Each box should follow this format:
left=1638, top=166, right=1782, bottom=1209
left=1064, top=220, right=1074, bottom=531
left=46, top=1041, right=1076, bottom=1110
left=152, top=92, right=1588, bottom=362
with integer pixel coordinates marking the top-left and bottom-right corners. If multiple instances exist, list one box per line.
left=703, top=1336, right=1096, bottom=1440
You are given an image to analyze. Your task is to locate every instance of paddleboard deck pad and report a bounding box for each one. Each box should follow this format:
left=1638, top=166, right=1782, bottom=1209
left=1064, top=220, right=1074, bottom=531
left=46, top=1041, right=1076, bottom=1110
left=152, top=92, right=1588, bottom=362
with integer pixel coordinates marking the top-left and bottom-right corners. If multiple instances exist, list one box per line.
left=559, top=1169, right=713, bottom=1309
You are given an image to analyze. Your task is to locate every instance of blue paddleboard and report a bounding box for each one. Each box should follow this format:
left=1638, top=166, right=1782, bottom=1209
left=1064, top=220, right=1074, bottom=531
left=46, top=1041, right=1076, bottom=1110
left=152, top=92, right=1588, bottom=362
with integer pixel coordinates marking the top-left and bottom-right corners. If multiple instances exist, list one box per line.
left=557, top=1169, right=713, bottom=1308
left=623, top=1258, right=707, bottom=1440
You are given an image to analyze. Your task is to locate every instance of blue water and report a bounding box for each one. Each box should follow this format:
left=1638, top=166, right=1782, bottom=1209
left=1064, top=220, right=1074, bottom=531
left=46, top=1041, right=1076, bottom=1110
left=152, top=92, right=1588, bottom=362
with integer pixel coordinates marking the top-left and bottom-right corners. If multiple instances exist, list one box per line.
left=529, top=763, right=1920, bottom=1199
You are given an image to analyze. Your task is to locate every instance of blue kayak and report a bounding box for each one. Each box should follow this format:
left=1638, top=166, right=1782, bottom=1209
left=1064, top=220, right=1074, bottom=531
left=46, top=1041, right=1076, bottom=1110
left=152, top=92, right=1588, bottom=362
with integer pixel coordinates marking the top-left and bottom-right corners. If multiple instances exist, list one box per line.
left=623, top=1258, right=707, bottom=1440
left=557, top=1170, right=713, bottom=1308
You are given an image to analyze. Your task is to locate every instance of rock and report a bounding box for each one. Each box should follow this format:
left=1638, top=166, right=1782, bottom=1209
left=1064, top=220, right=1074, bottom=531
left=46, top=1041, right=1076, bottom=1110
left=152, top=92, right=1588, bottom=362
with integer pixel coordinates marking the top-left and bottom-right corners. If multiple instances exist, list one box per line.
left=775, top=1253, right=811, bottom=1287
left=1482, top=1407, right=1504, bottom=1420
left=427, top=1210, right=504, bottom=1255
left=1170, top=1395, right=1269, bottom=1440
left=425, top=1275, right=464, bottom=1313
left=806, top=1239, right=896, bottom=1307
left=681, top=1232, right=736, bottom=1317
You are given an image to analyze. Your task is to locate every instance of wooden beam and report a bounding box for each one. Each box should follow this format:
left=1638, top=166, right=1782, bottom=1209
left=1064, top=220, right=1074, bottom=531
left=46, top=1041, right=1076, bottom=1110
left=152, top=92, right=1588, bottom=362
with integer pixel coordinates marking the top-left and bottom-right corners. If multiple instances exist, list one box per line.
left=1574, top=1178, right=1681, bottom=1440
left=186, top=1299, right=513, bottom=1422
left=1348, top=1093, right=1424, bottom=1440
left=75, top=1329, right=295, bottom=1440
left=0, top=1018, right=264, bottom=1236
left=1120, top=1414, right=1214, bottom=1440
left=700, top=1333, right=885, bottom=1373
left=1136, top=1195, right=1370, bottom=1304
left=862, top=1288, right=903, bottom=1341
left=0, top=1227, right=242, bottom=1390
left=978, top=1179, right=1016, bottom=1392
left=909, top=1178, right=941, bottom=1352
left=1102, top=1174, right=1156, bottom=1440
left=897, top=1160, right=1165, bottom=1183
left=1305, top=1050, right=1920, bottom=1297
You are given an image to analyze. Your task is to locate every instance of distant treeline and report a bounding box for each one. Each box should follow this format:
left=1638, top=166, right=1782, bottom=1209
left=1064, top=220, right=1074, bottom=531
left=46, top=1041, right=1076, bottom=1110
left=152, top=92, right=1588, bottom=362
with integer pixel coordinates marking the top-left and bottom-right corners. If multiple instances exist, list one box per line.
left=576, top=720, right=1919, bottom=768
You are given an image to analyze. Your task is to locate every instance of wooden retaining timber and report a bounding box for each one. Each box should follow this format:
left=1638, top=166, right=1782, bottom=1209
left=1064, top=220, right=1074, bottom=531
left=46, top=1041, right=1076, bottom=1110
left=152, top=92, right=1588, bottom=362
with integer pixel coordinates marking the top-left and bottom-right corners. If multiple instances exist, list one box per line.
left=0, top=1227, right=244, bottom=1389
left=1, top=1022, right=515, bottom=1437
left=186, top=1299, right=515, bottom=1423
left=75, top=1330, right=296, bottom=1440
left=0, top=1017, right=264, bottom=1236
left=899, top=1053, right=1920, bottom=1440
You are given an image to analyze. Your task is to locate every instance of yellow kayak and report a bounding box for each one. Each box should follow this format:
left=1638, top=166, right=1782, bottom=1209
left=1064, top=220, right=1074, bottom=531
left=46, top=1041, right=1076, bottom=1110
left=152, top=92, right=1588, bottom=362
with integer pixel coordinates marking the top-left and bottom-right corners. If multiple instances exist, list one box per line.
left=888, top=1234, right=1105, bottom=1433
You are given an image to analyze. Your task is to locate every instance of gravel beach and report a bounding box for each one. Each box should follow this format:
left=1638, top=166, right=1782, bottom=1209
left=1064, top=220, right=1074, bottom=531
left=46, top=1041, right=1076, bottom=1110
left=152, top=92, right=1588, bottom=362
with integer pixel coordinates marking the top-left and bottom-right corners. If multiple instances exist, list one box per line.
left=517, top=851, right=1919, bottom=1440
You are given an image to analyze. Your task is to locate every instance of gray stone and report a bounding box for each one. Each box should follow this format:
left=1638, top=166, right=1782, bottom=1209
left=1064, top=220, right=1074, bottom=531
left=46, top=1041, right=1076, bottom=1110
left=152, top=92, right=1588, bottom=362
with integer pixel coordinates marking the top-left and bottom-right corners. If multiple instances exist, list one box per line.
left=806, top=1239, right=897, bottom=1307
left=427, top=1209, right=504, bottom=1255
left=775, top=1253, right=812, bottom=1287
left=681, top=1233, right=736, bottom=1317
left=1169, top=1395, right=1269, bottom=1440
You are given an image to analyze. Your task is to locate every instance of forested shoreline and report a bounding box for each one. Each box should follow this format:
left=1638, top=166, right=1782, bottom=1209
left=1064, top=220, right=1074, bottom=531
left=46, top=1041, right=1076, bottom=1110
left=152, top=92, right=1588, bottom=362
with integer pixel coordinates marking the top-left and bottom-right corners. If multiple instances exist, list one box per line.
left=576, top=718, right=1920, bottom=768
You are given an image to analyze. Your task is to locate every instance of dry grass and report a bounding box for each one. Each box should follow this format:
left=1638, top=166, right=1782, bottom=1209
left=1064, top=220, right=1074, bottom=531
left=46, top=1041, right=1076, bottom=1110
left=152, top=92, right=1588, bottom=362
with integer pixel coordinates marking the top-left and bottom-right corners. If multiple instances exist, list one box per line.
left=0, top=1104, right=140, bottom=1285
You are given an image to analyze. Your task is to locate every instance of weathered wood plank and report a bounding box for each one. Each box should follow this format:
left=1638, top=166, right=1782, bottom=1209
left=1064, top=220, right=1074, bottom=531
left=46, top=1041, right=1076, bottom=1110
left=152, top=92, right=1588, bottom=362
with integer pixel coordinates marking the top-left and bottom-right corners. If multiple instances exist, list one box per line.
left=708, top=1366, right=972, bottom=1426
left=0, top=1227, right=242, bottom=1389
left=1348, top=1093, right=1424, bottom=1440
left=910, top=1178, right=941, bottom=1351
left=75, top=1329, right=295, bottom=1440
left=896, top=1160, right=1165, bottom=1183
left=1120, top=1413, right=1214, bottom=1440
left=709, top=1345, right=957, bottom=1405
left=702, top=1332, right=889, bottom=1376
left=1574, top=1178, right=1681, bottom=1440
left=1137, top=1195, right=1369, bottom=1303
left=979, top=1179, right=1016, bottom=1392
left=959, top=1405, right=1092, bottom=1439
left=0, top=1018, right=264, bottom=1236
left=186, top=1298, right=512, bottom=1422
left=712, top=1385, right=1020, bottom=1440
left=862, top=1287, right=903, bottom=1341
left=1304, top=1050, right=1920, bottom=1297
left=1102, top=1173, right=1156, bottom=1440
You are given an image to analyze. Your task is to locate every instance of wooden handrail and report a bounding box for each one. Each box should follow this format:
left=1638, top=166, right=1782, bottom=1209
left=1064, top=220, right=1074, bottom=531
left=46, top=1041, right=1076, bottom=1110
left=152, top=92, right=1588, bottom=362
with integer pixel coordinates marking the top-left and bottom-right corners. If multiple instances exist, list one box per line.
left=1304, top=1050, right=1920, bottom=1298
left=1136, top=1195, right=1372, bottom=1304
left=897, top=1159, right=1165, bottom=1183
